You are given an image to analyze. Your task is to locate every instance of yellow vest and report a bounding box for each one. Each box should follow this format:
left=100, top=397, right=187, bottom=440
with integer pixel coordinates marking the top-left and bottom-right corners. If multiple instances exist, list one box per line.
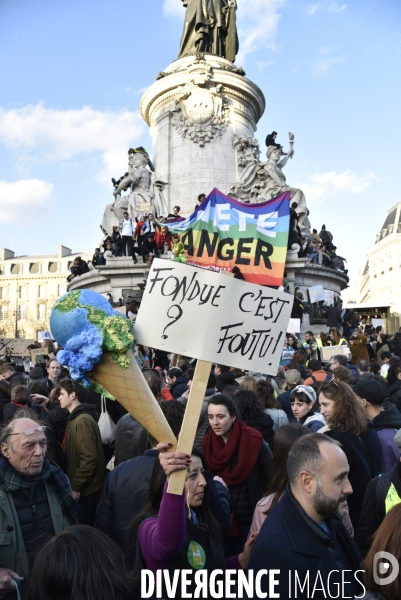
left=385, top=483, right=401, bottom=514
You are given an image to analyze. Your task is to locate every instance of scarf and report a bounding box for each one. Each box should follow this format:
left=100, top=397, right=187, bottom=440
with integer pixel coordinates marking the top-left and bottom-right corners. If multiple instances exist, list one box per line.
left=0, top=456, right=80, bottom=524
left=202, top=419, right=263, bottom=486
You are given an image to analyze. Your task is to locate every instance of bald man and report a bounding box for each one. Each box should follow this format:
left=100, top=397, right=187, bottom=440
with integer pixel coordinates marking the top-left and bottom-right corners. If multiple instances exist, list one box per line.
left=0, top=418, right=78, bottom=596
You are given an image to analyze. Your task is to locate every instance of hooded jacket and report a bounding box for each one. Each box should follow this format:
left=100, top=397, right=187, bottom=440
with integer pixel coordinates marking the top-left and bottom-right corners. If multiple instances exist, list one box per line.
left=64, top=404, right=105, bottom=497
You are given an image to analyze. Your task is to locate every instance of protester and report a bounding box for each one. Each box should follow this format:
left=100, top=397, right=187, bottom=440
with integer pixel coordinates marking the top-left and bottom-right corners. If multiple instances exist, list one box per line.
left=377, top=334, right=392, bottom=366
left=304, top=359, right=327, bottom=386
left=3, top=385, right=30, bottom=422
left=290, top=385, right=326, bottom=431
left=319, top=380, right=382, bottom=528
left=277, top=369, right=301, bottom=419
left=168, top=367, right=189, bottom=399
left=233, top=390, right=275, bottom=450
left=386, top=363, right=401, bottom=410
left=326, top=304, right=342, bottom=330
left=329, top=327, right=348, bottom=346
left=119, top=211, right=135, bottom=257
left=96, top=401, right=186, bottom=569
left=132, top=445, right=257, bottom=596
left=304, top=331, right=318, bottom=361
left=248, top=434, right=364, bottom=599
left=68, top=256, right=89, bottom=281
left=256, top=378, right=289, bottom=430
left=23, top=525, right=134, bottom=600
left=58, top=380, right=105, bottom=525
left=350, top=333, right=370, bottom=364
left=0, top=417, right=79, bottom=592
left=202, top=395, right=272, bottom=552
left=249, top=424, right=309, bottom=536
left=361, top=504, right=401, bottom=600
left=0, top=363, right=25, bottom=391
left=353, top=378, right=401, bottom=473
left=332, top=365, right=356, bottom=384
left=214, top=364, right=238, bottom=393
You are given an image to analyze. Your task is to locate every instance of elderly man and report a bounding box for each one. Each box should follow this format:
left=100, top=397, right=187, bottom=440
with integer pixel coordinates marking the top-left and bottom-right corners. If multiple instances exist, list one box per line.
left=0, top=417, right=79, bottom=597
left=248, top=434, right=364, bottom=599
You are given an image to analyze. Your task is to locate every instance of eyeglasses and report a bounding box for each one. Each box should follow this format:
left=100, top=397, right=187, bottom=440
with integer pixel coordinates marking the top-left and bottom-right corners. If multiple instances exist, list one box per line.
left=5, top=425, right=49, bottom=439
left=320, top=380, right=339, bottom=391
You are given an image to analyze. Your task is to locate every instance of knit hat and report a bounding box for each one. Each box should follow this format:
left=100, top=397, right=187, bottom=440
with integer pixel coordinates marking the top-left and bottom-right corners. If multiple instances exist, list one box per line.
left=291, top=385, right=317, bottom=405
left=285, top=369, right=301, bottom=386
left=351, top=379, right=388, bottom=405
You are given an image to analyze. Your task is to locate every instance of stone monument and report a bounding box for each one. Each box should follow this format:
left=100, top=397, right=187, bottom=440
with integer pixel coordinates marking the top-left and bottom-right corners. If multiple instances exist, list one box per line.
left=82, top=4, right=348, bottom=326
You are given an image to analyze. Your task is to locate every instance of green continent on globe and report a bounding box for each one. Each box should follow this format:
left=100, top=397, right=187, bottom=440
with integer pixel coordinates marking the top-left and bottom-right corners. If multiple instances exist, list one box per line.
left=54, top=291, right=135, bottom=368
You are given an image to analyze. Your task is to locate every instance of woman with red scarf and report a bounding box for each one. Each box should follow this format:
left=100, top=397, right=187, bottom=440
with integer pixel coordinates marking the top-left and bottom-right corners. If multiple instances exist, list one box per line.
left=202, top=395, right=272, bottom=553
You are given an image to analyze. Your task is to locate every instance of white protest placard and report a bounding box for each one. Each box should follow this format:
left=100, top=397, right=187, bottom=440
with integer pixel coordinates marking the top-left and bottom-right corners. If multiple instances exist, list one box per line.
left=308, top=285, right=325, bottom=304
left=287, top=318, right=301, bottom=333
left=135, top=259, right=293, bottom=376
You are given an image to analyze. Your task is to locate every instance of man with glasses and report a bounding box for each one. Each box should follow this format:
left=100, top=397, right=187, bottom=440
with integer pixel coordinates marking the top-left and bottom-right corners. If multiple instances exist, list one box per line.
left=326, top=354, right=359, bottom=381
left=0, top=418, right=78, bottom=596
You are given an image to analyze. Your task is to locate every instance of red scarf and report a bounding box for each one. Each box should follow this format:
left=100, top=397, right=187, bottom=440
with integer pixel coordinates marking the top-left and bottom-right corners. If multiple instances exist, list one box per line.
left=202, top=419, right=263, bottom=486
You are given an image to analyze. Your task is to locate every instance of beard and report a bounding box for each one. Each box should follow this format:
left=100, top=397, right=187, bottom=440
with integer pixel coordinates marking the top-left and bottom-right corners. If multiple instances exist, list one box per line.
left=312, top=483, right=348, bottom=521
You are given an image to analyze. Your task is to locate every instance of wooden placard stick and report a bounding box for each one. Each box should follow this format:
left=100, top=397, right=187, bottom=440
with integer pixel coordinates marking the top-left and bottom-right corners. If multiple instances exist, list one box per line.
left=167, top=359, right=212, bottom=495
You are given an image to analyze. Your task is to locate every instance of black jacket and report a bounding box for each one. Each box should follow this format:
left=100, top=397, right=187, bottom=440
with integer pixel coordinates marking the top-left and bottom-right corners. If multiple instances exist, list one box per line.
left=248, top=487, right=364, bottom=599
left=6, top=371, right=26, bottom=391
left=291, top=296, right=305, bottom=320
left=355, top=460, right=401, bottom=557
left=215, top=371, right=238, bottom=393
left=324, top=425, right=381, bottom=529
left=252, top=413, right=275, bottom=452
left=388, top=380, right=401, bottom=411
left=373, top=402, right=401, bottom=430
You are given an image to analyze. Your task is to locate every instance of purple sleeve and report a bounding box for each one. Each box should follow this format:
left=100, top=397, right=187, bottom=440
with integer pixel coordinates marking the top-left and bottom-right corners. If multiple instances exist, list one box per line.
left=139, top=481, right=186, bottom=572
left=226, top=555, right=241, bottom=570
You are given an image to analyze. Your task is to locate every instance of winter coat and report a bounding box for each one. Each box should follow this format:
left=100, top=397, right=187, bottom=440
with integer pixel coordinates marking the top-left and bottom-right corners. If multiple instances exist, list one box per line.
left=248, top=488, right=364, bottom=599
left=64, top=404, right=105, bottom=497
left=324, top=425, right=381, bottom=529
left=326, top=306, right=342, bottom=329
left=251, top=413, right=275, bottom=451
left=6, top=371, right=26, bottom=391
left=170, top=374, right=189, bottom=399
left=45, top=403, right=69, bottom=444
left=300, top=411, right=326, bottom=432
left=355, top=460, right=401, bottom=557
left=371, top=403, right=401, bottom=472
left=388, top=380, right=401, bottom=411
left=0, top=477, right=74, bottom=581
left=377, top=343, right=390, bottom=366
left=350, top=334, right=369, bottom=364
left=215, top=370, right=238, bottom=393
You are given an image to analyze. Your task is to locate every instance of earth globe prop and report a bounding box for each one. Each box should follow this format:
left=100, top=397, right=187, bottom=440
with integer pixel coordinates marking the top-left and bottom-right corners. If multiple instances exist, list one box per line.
left=50, top=289, right=176, bottom=445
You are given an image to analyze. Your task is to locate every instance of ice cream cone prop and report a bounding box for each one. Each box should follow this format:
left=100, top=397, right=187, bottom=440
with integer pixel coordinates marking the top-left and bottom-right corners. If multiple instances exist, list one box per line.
left=167, top=360, right=212, bottom=495
left=91, top=352, right=176, bottom=446
left=50, top=289, right=176, bottom=448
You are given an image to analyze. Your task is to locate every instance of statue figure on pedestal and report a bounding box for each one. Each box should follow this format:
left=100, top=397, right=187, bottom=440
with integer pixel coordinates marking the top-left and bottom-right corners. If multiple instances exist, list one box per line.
left=100, top=149, right=168, bottom=235
left=229, top=133, right=311, bottom=236
left=179, top=0, right=239, bottom=63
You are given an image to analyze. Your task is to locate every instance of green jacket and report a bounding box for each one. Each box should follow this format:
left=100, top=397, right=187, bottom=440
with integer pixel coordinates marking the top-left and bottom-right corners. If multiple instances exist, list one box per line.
left=65, top=407, right=105, bottom=497
left=0, top=481, right=73, bottom=580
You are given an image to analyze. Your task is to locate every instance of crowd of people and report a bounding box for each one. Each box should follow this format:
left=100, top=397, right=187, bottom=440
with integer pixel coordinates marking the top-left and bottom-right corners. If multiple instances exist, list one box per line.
left=0, top=305, right=401, bottom=599
left=288, top=208, right=347, bottom=273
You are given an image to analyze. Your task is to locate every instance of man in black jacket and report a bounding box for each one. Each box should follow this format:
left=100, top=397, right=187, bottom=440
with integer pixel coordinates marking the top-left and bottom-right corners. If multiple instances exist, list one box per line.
left=248, top=433, right=364, bottom=599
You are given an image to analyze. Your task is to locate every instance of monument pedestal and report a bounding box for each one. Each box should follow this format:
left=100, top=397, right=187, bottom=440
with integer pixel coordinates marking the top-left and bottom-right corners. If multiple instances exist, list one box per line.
left=140, top=55, right=265, bottom=215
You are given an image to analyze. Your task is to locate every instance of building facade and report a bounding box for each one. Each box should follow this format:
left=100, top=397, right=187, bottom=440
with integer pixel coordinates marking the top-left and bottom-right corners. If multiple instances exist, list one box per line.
left=342, top=202, right=401, bottom=331
left=0, top=246, right=91, bottom=341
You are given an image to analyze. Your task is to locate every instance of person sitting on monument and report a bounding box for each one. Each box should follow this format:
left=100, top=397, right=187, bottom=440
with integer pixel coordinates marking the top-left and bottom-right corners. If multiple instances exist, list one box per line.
left=140, top=234, right=160, bottom=264
left=67, top=257, right=89, bottom=282
left=265, top=131, right=282, bottom=150
left=165, top=205, right=185, bottom=222
left=91, top=248, right=106, bottom=267
left=319, top=224, right=333, bottom=251
left=195, top=193, right=206, bottom=210
left=155, top=225, right=172, bottom=253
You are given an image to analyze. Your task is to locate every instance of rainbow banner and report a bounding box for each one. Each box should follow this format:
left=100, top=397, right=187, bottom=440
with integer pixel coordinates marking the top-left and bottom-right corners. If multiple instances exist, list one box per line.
left=166, top=188, right=290, bottom=287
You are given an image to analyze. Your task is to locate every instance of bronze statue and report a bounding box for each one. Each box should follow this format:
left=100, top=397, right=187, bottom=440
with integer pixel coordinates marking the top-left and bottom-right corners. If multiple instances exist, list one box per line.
left=178, top=0, right=238, bottom=63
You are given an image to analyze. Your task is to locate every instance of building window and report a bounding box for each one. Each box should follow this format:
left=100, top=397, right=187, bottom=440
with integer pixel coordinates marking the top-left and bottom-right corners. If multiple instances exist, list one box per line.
left=0, top=307, right=7, bottom=321
left=40, top=263, right=47, bottom=274
left=59, top=262, right=67, bottom=273
left=17, top=330, right=26, bottom=339
left=38, top=304, right=46, bottom=320
left=22, top=263, right=30, bottom=275
left=58, top=284, right=67, bottom=297
left=0, top=287, right=6, bottom=299
left=19, top=286, right=27, bottom=299
left=18, top=305, right=26, bottom=321
left=38, top=285, right=46, bottom=298
left=0, top=329, right=6, bottom=338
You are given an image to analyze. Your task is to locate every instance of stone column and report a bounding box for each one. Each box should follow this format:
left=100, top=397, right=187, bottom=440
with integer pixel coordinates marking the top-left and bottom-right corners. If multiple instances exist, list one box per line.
left=140, top=55, right=265, bottom=216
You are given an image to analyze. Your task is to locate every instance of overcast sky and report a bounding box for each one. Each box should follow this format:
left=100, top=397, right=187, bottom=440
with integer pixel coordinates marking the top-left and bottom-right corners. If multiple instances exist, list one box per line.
left=0, top=0, right=400, bottom=284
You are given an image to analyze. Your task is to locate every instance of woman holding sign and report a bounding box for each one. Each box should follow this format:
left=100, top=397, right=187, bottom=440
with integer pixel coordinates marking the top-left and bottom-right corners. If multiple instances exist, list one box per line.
left=202, top=395, right=272, bottom=553
left=132, top=446, right=258, bottom=597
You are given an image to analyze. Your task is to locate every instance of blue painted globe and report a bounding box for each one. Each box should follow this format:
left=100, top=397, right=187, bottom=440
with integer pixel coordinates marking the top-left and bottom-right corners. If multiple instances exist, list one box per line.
left=50, top=289, right=114, bottom=348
